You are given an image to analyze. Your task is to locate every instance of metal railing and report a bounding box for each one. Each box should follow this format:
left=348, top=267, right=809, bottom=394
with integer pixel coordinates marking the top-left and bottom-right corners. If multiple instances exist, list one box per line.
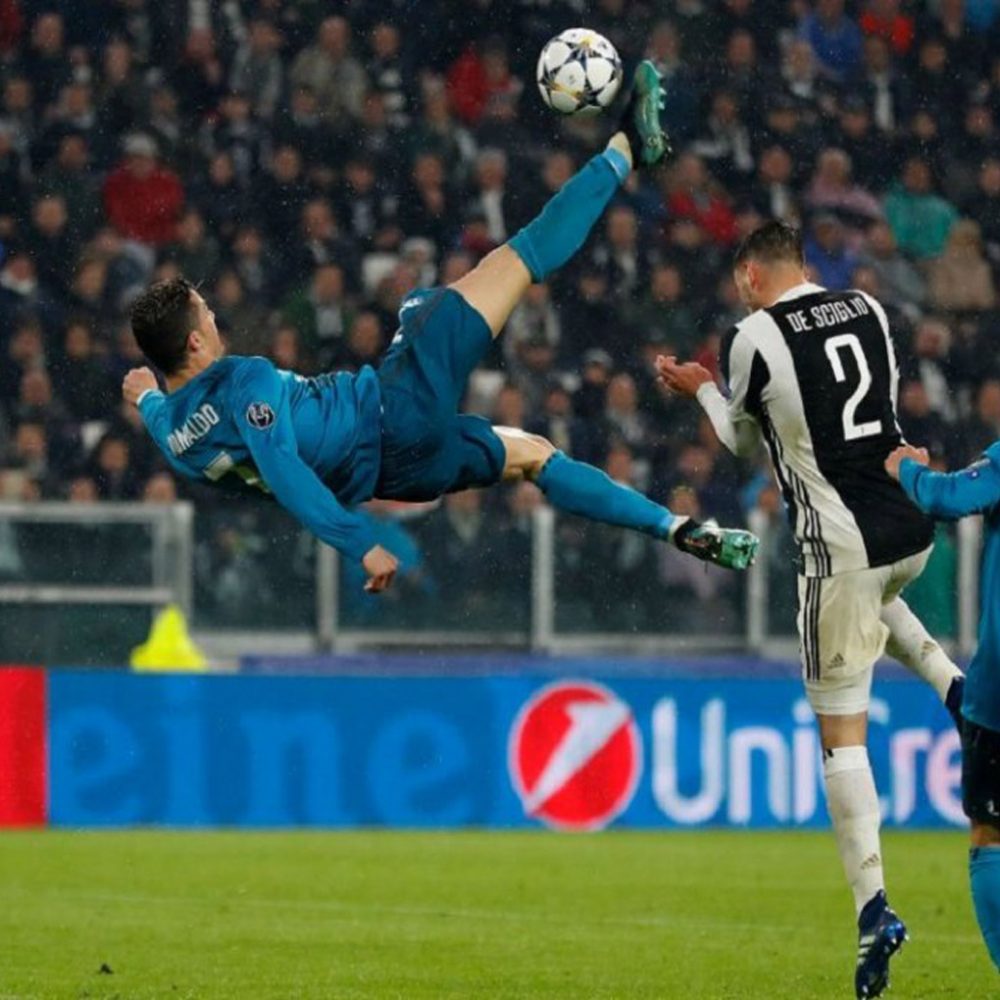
left=0, top=498, right=194, bottom=618
left=0, top=501, right=982, bottom=663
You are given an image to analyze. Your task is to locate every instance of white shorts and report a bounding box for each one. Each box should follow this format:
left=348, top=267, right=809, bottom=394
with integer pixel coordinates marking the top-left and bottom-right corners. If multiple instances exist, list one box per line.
left=798, top=547, right=931, bottom=716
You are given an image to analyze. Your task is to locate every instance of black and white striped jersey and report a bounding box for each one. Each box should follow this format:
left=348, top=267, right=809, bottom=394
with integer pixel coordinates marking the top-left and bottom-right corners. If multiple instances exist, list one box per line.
left=698, top=281, right=933, bottom=577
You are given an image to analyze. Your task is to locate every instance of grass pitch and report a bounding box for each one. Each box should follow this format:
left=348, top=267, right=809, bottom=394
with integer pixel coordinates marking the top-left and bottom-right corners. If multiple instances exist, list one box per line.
left=0, top=830, right=989, bottom=999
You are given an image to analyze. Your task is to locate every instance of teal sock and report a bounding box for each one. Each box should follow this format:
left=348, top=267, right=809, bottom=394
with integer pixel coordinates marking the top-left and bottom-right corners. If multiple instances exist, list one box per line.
left=970, top=846, right=1000, bottom=970
left=508, top=149, right=630, bottom=281
left=534, top=451, right=674, bottom=539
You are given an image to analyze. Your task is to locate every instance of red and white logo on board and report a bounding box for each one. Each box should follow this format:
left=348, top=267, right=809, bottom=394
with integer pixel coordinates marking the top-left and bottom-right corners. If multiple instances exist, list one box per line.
left=508, top=680, right=642, bottom=831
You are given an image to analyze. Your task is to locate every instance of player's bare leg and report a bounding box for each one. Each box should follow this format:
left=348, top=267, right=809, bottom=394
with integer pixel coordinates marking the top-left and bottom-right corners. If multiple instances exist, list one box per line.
left=818, top=713, right=907, bottom=999
left=450, top=61, right=669, bottom=338
left=492, top=426, right=759, bottom=571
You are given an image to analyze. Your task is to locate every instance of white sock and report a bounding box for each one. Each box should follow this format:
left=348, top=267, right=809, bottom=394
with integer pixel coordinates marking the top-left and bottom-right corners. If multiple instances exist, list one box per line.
left=606, top=131, right=633, bottom=169
left=881, top=598, right=962, bottom=701
left=823, top=745, right=884, bottom=915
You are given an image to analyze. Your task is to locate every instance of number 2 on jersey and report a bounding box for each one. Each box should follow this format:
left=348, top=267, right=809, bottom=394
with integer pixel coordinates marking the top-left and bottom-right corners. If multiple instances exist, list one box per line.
left=824, top=333, right=883, bottom=442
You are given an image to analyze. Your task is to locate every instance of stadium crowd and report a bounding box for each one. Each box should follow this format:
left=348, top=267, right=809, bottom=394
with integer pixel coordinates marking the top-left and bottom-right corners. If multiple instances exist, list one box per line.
left=0, top=0, right=997, bottom=631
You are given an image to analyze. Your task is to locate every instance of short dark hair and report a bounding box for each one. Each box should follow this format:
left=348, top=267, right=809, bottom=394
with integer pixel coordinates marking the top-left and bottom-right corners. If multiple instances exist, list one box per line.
left=130, top=277, right=197, bottom=374
left=733, top=220, right=804, bottom=268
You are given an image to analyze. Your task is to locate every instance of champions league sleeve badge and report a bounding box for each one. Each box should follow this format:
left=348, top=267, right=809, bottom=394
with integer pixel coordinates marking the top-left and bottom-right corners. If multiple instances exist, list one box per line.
left=246, top=402, right=276, bottom=430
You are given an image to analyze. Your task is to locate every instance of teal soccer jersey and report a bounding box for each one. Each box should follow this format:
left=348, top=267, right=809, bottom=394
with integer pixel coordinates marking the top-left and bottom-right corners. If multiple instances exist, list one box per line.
left=899, top=442, right=1000, bottom=732
left=138, top=356, right=383, bottom=561
left=137, top=288, right=507, bottom=564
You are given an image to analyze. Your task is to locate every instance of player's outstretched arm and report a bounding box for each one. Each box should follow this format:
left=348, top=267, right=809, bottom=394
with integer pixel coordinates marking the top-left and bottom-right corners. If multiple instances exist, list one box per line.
left=234, top=359, right=399, bottom=592
left=656, top=355, right=762, bottom=457
left=887, top=443, right=1000, bottom=520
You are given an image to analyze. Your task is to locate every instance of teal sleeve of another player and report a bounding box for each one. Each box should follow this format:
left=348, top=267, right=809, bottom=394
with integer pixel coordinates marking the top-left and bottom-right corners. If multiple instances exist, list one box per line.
left=234, top=360, right=378, bottom=563
left=900, top=447, right=1000, bottom=520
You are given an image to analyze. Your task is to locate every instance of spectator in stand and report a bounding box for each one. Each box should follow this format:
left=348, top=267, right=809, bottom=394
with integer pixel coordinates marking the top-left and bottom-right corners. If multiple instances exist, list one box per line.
left=856, top=221, right=926, bottom=313
left=212, top=270, right=269, bottom=354
left=860, top=0, right=915, bottom=56
left=251, top=144, right=310, bottom=250
left=965, top=157, right=1000, bottom=256
left=910, top=36, right=964, bottom=118
left=230, top=16, right=284, bottom=122
left=398, top=151, right=457, bottom=251
left=202, top=90, right=265, bottom=190
left=778, top=38, right=839, bottom=126
left=837, top=96, right=891, bottom=193
left=962, top=379, right=1000, bottom=460
left=38, top=133, right=101, bottom=243
left=690, top=89, right=755, bottom=193
left=162, top=207, right=220, bottom=290
left=268, top=323, right=307, bottom=373
left=527, top=381, right=597, bottom=463
left=896, top=380, right=951, bottom=457
left=94, top=39, right=143, bottom=164
left=336, top=155, right=400, bottom=252
left=603, top=373, right=653, bottom=463
left=22, top=12, right=70, bottom=113
left=50, top=319, right=112, bottom=423
left=805, top=213, right=859, bottom=289
left=188, top=151, right=247, bottom=245
left=589, top=204, right=650, bottom=304
left=466, top=148, right=521, bottom=247
left=855, top=34, right=910, bottom=135
left=907, top=319, right=959, bottom=423
left=407, top=76, right=477, bottom=184
left=273, top=85, right=337, bottom=178
left=90, top=432, right=137, bottom=500
left=367, top=21, right=411, bottom=130
left=282, top=263, right=353, bottom=369
left=290, top=16, right=368, bottom=128
left=922, top=0, right=988, bottom=71
left=928, top=219, right=997, bottom=314
left=884, top=156, right=957, bottom=259
left=447, top=37, right=522, bottom=127
left=25, top=193, right=76, bottom=300
left=665, top=152, right=737, bottom=248
left=804, top=147, right=883, bottom=239
left=171, top=27, right=227, bottom=121
left=103, top=133, right=184, bottom=250
left=626, top=264, right=699, bottom=356
left=751, top=144, right=800, bottom=225
left=799, top=0, right=863, bottom=81
left=342, top=311, right=384, bottom=372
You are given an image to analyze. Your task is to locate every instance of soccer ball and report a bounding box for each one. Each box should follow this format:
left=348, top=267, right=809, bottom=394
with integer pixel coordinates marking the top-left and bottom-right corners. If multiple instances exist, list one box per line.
left=536, top=28, right=623, bottom=117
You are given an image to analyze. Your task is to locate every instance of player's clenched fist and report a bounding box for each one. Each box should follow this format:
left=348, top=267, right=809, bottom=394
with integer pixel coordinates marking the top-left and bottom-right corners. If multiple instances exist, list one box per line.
left=122, top=367, right=159, bottom=406
left=885, top=444, right=930, bottom=481
left=362, top=545, right=400, bottom=594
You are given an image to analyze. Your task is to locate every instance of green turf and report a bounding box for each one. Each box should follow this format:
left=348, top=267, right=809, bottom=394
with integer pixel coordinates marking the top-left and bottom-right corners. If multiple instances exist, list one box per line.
left=0, top=830, right=989, bottom=999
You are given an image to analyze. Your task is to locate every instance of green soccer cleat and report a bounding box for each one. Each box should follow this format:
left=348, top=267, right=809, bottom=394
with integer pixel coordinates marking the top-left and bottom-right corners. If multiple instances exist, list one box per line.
left=616, top=60, right=671, bottom=167
left=673, top=519, right=760, bottom=571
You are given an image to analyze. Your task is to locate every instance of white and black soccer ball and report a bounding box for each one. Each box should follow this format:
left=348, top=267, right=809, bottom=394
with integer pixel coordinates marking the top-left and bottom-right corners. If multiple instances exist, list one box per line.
left=536, top=28, right=623, bottom=117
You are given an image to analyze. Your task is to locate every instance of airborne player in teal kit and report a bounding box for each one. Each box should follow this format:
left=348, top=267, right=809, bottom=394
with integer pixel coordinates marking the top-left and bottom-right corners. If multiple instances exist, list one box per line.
left=123, top=64, right=758, bottom=594
left=887, top=442, right=1000, bottom=974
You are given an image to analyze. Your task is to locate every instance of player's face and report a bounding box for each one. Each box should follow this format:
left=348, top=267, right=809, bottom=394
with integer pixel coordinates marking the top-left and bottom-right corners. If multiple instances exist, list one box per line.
left=192, top=292, right=225, bottom=359
left=734, top=263, right=760, bottom=312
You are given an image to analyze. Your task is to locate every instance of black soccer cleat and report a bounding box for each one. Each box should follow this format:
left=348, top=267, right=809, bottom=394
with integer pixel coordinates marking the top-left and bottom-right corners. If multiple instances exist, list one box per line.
left=855, top=890, right=908, bottom=999
left=672, top=519, right=759, bottom=571
left=615, top=60, right=672, bottom=168
left=945, top=675, right=965, bottom=734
